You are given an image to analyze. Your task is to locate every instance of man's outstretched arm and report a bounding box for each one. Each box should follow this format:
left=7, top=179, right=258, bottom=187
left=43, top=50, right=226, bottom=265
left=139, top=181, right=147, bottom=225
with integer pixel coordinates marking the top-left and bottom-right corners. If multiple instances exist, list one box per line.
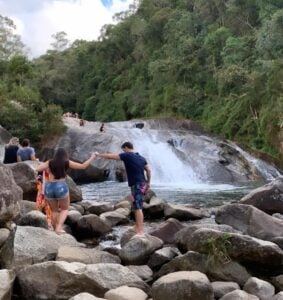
left=95, top=152, right=121, bottom=160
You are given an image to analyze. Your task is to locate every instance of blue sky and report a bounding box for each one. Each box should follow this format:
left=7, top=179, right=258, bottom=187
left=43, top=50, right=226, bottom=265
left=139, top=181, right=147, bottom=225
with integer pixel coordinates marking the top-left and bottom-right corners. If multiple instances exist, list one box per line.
left=0, top=0, right=134, bottom=57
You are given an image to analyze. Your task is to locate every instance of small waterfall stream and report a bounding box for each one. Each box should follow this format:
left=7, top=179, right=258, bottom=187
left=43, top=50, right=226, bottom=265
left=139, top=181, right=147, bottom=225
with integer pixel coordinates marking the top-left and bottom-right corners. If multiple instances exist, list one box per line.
left=109, top=126, right=199, bottom=184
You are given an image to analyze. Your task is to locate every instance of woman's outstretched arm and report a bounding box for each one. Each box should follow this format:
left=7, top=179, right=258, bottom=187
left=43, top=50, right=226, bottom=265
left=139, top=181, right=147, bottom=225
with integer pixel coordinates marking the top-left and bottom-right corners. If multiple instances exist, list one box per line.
left=69, top=153, right=96, bottom=170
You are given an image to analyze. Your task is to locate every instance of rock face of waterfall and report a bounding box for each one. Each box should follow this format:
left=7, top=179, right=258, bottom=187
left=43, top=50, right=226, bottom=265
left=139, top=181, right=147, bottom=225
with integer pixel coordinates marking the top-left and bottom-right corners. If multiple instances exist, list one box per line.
left=35, top=118, right=281, bottom=184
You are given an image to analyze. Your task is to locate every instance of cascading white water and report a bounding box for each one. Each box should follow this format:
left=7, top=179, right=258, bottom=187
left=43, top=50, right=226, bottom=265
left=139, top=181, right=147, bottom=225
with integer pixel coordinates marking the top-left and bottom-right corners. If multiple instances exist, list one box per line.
left=233, top=144, right=282, bottom=180
left=108, top=125, right=199, bottom=184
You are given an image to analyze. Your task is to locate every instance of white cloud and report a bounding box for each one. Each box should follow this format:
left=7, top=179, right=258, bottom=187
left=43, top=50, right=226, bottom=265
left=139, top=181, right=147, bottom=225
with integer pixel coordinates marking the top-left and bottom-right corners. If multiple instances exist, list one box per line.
left=0, top=0, right=134, bottom=57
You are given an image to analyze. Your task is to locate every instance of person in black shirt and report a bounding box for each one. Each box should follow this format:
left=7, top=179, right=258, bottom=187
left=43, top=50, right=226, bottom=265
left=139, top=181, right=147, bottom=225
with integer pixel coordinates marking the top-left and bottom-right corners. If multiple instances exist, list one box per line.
left=3, top=137, right=19, bottom=164
left=95, top=142, right=151, bottom=236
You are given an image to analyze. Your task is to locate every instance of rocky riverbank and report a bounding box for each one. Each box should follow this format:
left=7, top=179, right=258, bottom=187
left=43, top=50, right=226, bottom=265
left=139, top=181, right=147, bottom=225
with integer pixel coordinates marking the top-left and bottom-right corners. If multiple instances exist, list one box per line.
left=0, top=160, right=283, bottom=299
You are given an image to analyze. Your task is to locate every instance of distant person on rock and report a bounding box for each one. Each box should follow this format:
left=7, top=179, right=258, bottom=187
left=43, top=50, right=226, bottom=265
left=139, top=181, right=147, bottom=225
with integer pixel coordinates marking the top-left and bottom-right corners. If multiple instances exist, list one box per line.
left=95, top=142, right=151, bottom=236
left=36, top=148, right=96, bottom=234
left=99, top=123, right=105, bottom=132
left=17, top=139, right=36, bottom=162
left=3, top=137, right=20, bottom=164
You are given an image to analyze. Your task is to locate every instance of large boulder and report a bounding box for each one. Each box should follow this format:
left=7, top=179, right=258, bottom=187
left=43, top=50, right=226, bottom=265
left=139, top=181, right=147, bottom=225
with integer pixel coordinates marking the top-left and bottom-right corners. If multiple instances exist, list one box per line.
left=69, top=293, right=105, bottom=300
left=104, top=286, right=148, bottom=300
left=212, top=281, right=240, bottom=300
left=17, top=261, right=146, bottom=299
left=10, top=226, right=82, bottom=269
left=7, top=162, right=37, bottom=200
left=76, top=215, right=112, bottom=238
left=0, top=269, right=15, bottom=300
left=149, top=218, right=185, bottom=244
left=188, top=229, right=283, bottom=275
left=240, top=178, right=283, bottom=214
left=157, top=251, right=250, bottom=286
left=148, top=246, right=180, bottom=270
left=175, top=223, right=239, bottom=253
left=119, top=234, right=163, bottom=265
left=56, top=246, right=121, bottom=264
left=243, top=277, right=275, bottom=300
left=0, top=163, right=22, bottom=225
left=215, top=204, right=283, bottom=241
left=18, top=210, right=48, bottom=228
left=152, top=271, right=213, bottom=300
left=164, top=203, right=208, bottom=221
left=219, top=290, right=259, bottom=300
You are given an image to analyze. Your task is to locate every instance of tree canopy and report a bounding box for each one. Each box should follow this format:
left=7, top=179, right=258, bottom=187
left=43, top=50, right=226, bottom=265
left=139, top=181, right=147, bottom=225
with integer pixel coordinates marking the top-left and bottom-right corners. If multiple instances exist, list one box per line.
left=0, top=0, right=282, bottom=165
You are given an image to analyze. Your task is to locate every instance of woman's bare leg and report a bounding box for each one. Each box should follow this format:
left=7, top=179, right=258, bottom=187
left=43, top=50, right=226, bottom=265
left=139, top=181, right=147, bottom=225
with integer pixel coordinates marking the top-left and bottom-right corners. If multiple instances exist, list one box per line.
left=55, top=195, right=70, bottom=233
left=47, top=199, right=59, bottom=230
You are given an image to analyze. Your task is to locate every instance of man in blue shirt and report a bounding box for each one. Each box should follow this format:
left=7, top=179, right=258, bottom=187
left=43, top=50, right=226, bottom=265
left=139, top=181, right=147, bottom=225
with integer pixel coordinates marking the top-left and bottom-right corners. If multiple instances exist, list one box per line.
left=96, top=142, right=151, bottom=235
left=17, top=139, right=36, bottom=162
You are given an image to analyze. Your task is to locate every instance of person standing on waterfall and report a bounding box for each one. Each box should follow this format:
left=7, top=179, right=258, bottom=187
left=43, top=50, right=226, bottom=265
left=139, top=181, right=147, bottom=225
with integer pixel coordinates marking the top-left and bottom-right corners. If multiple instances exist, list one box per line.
left=36, top=148, right=96, bottom=234
left=95, top=142, right=151, bottom=236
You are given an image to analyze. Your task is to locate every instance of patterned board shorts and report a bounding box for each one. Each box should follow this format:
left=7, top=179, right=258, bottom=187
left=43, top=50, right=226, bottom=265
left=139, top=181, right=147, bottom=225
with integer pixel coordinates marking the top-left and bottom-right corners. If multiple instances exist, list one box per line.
left=45, top=181, right=69, bottom=200
left=130, top=182, right=147, bottom=210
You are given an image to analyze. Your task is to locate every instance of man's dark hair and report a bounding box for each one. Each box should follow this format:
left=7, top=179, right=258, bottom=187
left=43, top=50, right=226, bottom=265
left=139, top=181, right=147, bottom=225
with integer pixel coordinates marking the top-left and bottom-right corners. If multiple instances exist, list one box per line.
left=22, top=139, right=30, bottom=147
left=121, top=142, right=134, bottom=149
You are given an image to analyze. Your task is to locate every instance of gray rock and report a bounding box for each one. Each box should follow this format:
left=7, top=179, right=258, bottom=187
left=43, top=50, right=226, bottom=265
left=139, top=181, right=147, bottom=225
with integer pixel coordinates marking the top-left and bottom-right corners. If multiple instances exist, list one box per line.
left=164, top=203, right=208, bottom=221
left=212, top=281, right=240, bottom=299
left=148, top=246, right=180, bottom=269
left=0, top=228, right=10, bottom=247
left=219, top=290, right=259, bottom=300
left=100, top=211, right=129, bottom=227
left=143, top=196, right=165, bottom=218
left=157, top=251, right=250, bottom=286
left=188, top=228, right=283, bottom=273
left=66, top=210, right=82, bottom=227
left=149, top=218, right=185, bottom=244
left=17, top=261, right=146, bottom=299
left=7, top=161, right=37, bottom=200
left=104, top=286, right=148, bottom=300
left=175, top=223, right=239, bottom=253
left=56, top=246, right=121, bottom=264
left=0, top=163, right=22, bottom=225
left=18, top=210, right=48, bottom=228
left=69, top=293, right=105, bottom=300
left=12, top=226, right=82, bottom=269
left=243, top=277, right=275, bottom=300
left=76, top=215, right=112, bottom=238
left=271, top=275, right=283, bottom=292
left=0, top=269, right=15, bottom=300
left=119, top=234, right=163, bottom=265
left=152, top=271, right=213, bottom=300
left=20, top=200, right=37, bottom=215
left=215, top=204, right=283, bottom=241
left=126, top=265, right=153, bottom=281
left=273, top=292, right=283, bottom=300
left=87, top=202, right=114, bottom=215
left=240, top=178, right=283, bottom=214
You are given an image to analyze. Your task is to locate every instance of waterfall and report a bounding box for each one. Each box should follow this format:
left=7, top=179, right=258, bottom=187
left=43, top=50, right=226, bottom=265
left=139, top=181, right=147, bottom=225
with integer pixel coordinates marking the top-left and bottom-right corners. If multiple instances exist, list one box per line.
left=233, top=144, right=282, bottom=180
left=108, top=124, right=199, bottom=184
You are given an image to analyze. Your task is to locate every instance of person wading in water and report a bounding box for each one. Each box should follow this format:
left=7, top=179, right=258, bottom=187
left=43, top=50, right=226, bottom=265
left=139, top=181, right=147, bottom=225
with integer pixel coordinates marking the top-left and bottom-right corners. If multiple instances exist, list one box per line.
left=95, top=142, right=151, bottom=236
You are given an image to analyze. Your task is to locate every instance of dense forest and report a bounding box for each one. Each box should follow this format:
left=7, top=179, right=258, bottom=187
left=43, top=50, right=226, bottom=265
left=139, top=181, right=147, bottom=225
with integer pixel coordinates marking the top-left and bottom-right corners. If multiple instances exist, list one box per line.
left=0, top=0, right=282, bottom=165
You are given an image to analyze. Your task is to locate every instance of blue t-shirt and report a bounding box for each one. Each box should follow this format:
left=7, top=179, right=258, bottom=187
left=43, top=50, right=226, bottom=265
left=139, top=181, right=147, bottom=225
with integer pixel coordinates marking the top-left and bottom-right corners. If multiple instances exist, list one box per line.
left=17, top=147, right=35, bottom=161
left=119, top=152, right=147, bottom=186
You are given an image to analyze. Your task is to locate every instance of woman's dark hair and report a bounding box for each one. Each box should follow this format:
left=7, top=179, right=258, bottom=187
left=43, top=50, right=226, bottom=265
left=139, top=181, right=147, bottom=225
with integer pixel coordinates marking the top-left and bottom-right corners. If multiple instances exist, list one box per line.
left=49, top=148, right=69, bottom=179
left=121, top=142, right=134, bottom=149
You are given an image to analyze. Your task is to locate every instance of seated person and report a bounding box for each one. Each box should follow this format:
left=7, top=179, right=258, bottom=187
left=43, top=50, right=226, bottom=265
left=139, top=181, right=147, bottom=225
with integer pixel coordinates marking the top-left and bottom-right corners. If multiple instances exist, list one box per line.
left=3, top=137, right=19, bottom=164
left=17, top=139, right=36, bottom=162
